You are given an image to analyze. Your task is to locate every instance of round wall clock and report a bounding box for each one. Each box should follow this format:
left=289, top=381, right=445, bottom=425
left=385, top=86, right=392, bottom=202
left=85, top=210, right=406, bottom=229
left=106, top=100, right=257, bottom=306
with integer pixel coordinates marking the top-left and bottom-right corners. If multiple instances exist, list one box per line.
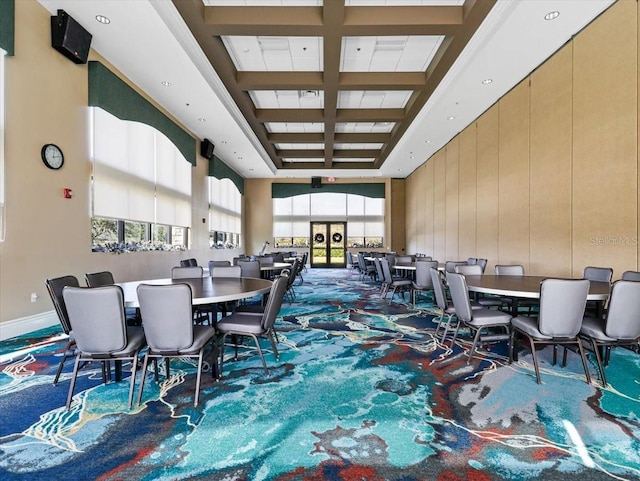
left=41, top=143, right=64, bottom=170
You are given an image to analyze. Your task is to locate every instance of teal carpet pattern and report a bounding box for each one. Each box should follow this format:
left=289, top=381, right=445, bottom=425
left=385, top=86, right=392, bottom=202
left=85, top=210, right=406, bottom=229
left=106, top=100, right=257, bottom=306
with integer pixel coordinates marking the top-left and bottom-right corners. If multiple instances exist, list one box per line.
left=0, top=268, right=639, bottom=480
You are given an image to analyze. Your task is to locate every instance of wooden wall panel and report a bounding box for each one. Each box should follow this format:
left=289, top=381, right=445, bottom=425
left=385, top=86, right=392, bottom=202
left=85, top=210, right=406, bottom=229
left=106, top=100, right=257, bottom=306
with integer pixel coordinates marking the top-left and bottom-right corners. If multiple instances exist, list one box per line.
left=405, top=173, right=417, bottom=254
left=476, top=106, right=500, bottom=272
left=498, top=80, right=530, bottom=271
left=638, top=0, right=640, bottom=273
left=529, top=45, right=573, bottom=276
left=433, top=149, right=447, bottom=261
left=424, top=160, right=435, bottom=258
left=458, top=125, right=477, bottom=259
left=572, top=0, right=638, bottom=278
left=414, top=164, right=427, bottom=254
left=445, top=137, right=460, bottom=260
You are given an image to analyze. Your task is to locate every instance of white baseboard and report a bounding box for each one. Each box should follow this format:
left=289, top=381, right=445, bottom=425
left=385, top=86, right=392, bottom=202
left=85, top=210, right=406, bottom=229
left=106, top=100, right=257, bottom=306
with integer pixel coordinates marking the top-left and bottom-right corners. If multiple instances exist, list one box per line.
left=0, top=311, right=59, bottom=341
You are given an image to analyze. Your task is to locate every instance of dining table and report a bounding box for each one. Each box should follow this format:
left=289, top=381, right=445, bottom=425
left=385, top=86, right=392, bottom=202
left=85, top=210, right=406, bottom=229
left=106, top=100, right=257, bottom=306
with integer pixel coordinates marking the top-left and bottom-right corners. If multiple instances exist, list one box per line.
left=463, top=275, right=610, bottom=316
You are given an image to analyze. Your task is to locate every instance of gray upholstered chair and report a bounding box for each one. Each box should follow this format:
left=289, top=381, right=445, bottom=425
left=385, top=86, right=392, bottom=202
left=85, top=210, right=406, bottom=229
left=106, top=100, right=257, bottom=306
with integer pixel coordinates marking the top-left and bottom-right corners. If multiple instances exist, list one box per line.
left=45, top=275, right=80, bottom=385
left=357, top=253, right=376, bottom=281
left=447, top=272, right=512, bottom=364
left=373, top=257, right=385, bottom=294
left=180, top=258, right=198, bottom=267
left=621, top=270, right=640, bottom=281
left=509, top=278, right=591, bottom=384
left=136, top=283, right=217, bottom=406
left=208, top=260, right=231, bottom=272
left=238, top=260, right=261, bottom=278
left=430, top=267, right=457, bottom=342
left=217, top=275, right=288, bottom=375
left=85, top=270, right=115, bottom=287
left=579, top=280, right=640, bottom=386
left=445, top=261, right=466, bottom=274
left=172, top=266, right=203, bottom=279
left=210, top=265, right=241, bottom=278
left=476, top=258, right=488, bottom=272
left=62, top=285, right=146, bottom=409
left=494, top=264, right=538, bottom=315
left=455, top=264, right=503, bottom=309
left=380, top=258, right=412, bottom=304
left=411, top=260, right=438, bottom=306
left=583, top=266, right=614, bottom=283
left=284, top=258, right=300, bottom=302
left=466, top=257, right=478, bottom=265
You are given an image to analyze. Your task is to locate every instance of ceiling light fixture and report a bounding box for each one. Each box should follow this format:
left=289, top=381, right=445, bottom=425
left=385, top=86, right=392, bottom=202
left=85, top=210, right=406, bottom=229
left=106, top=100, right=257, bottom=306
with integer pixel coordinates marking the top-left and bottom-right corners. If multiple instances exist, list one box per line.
left=95, top=15, right=110, bottom=24
left=447, top=116, right=455, bottom=121
left=161, top=81, right=172, bottom=87
left=198, top=118, right=206, bottom=122
left=299, top=90, right=319, bottom=99
left=482, top=78, right=493, bottom=85
left=544, top=11, right=560, bottom=20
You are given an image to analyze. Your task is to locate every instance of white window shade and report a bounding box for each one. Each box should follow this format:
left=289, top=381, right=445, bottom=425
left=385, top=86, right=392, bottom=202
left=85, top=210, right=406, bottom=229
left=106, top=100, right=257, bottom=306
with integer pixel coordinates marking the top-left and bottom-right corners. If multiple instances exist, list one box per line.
left=92, top=107, right=191, bottom=226
left=209, top=177, right=241, bottom=234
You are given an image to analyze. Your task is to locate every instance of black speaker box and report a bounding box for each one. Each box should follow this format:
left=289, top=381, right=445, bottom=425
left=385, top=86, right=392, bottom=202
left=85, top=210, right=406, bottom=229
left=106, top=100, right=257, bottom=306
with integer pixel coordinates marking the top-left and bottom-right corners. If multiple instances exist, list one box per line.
left=200, top=139, right=215, bottom=159
left=51, top=10, right=92, bottom=65
left=311, top=176, right=322, bottom=188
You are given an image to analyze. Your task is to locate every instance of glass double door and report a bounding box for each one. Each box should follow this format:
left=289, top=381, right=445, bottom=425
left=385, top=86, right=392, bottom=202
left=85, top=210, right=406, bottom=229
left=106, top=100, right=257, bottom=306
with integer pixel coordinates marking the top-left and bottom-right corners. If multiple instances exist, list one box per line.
left=310, top=222, right=346, bottom=268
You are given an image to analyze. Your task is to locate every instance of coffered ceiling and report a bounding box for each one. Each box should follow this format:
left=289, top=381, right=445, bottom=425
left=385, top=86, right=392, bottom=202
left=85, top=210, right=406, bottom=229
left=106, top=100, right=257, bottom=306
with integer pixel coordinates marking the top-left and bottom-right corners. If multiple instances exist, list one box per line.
left=38, top=0, right=615, bottom=179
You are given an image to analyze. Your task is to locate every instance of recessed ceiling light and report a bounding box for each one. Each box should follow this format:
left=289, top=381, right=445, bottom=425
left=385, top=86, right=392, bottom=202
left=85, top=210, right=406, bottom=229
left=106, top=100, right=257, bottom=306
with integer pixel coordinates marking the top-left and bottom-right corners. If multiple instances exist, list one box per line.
left=482, top=78, right=493, bottom=85
left=447, top=116, right=455, bottom=121
left=161, top=81, right=172, bottom=87
left=95, top=15, right=110, bottom=24
left=198, top=118, right=206, bottom=122
left=544, top=11, right=560, bottom=20
left=426, top=140, right=432, bottom=144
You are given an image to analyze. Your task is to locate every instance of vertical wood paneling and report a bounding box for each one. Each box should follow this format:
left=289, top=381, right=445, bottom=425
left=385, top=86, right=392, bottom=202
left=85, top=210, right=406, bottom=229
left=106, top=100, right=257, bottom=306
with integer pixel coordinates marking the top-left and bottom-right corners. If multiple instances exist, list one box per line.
left=476, top=106, right=500, bottom=272
left=498, top=80, right=530, bottom=271
left=424, top=160, right=435, bottom=258
left=458, top=125, right=477, bottom=259
left=405, top=174, right=417, bottom=254
left=572, top=0, right=638, bottom=278
left=638, top=0, right=640, bottom=273
left=414, top=164, right=427, bottom=253
left=445, top=137, right=459, bottom=260
left=529, top=45, right=573, bottom=276
left=433, top=150, right=447, bottom=261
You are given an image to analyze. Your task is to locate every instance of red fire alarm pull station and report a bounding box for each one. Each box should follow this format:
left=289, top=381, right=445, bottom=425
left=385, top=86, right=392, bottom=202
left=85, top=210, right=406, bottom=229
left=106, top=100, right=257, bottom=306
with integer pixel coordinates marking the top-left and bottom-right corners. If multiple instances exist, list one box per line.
left=63, top=188, right=73, bottom=199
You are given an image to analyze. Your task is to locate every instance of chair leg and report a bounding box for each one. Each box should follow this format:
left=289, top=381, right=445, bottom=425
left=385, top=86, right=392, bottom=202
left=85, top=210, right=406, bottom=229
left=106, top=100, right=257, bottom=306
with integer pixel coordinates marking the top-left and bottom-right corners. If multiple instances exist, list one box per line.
left=576, top=339, right=592, bottom=385
left=53, top=340, right=75, bottom=385
left=127, top=353, right=139, bottom=409
left=137, top=352, right=151, bottom=406
left=66, top=355, right=83, bottom=410
left=590, top=339, right=607, bottom=386
left=249, top=334, right=269, bottom=374
left=268, top=330, right=280, bottom=360
left=526, top=337, right=542, bottom=384
left=466, top=327, right=483, bottom=364
left=194, top=351, right=204, bottom=407
left=219, top=333, right=228, bottom=376
left=440, top=313, right=455, bottom=344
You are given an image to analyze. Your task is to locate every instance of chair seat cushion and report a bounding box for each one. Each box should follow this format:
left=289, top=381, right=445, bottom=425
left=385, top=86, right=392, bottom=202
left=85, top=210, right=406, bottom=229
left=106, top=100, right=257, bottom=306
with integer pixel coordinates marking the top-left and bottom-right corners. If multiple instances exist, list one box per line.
left=391, top=279, right=412, bottom=286
left=217, top=313, right=264, bottom=335
left=512, top=316, right=552, bottom=340
left=580, top=316, right=616, bottom=342
left=102, top=327, right=145, bottom=357
left=178, top=326, right=216, bottom=354
left=469, top=309, right=512, bottom=327
left=478, top=298, right=503, bottom=307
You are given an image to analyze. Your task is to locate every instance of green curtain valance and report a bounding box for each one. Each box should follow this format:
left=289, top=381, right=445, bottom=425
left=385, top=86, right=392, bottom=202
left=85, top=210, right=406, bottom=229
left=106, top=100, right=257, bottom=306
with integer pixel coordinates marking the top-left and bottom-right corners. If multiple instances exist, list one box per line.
left=272, top=182, right=385, bottom=199
left=0, top=0, right=15, bottom=56
left=208, top=155, right=244, bottom=195
left=88, top=61, right=196, bottom=166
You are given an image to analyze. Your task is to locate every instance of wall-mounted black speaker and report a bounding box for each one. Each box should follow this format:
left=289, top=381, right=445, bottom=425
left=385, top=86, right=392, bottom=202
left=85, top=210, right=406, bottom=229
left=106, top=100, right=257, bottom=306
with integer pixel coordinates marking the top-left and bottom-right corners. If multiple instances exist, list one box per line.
left=51, top=10, right=92, bottom=65
left=200, top=139, right=215, bottom=159
left=311, top=176, right=322, bottom=188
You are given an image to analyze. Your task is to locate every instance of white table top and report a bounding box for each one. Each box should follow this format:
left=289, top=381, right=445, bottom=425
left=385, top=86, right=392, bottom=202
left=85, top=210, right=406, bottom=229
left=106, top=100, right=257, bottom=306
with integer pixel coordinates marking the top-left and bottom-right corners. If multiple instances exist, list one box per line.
left=120, top=276, right=273, bottom=308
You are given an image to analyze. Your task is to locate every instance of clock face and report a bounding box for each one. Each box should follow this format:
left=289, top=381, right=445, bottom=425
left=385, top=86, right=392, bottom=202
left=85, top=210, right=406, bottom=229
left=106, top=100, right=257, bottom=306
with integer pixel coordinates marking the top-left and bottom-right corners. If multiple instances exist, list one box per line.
left=41, top=144, right=64, bottom=170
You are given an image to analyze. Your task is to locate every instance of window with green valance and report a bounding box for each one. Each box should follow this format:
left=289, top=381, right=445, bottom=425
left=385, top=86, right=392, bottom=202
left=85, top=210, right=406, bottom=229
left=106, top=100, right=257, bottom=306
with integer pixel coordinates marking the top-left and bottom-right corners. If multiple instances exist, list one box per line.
left=0, top=0, right=15, bottom=56
left=208, top=155, right=244, bottom=195
left=272, top=182, right=385, bottom=199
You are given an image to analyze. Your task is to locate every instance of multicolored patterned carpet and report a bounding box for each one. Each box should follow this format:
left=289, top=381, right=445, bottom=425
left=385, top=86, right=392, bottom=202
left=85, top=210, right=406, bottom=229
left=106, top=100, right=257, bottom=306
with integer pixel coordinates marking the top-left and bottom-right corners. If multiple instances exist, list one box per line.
left=1, top=268, right=639, bottom=480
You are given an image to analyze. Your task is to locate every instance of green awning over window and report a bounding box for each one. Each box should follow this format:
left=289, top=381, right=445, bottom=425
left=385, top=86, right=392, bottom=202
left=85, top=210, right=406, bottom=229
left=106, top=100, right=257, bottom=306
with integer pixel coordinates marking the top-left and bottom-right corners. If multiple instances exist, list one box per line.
left=0, top=0, right=15, bottom=56
left=208, top=155, right=244, bottom=195
left=272, top=182, right=385, bottom=199
left=88, top=61, right=196, bottom=166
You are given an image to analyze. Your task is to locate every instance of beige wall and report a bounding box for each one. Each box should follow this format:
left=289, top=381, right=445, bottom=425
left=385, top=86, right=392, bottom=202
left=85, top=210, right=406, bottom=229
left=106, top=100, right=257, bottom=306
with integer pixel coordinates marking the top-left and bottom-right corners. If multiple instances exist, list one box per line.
left=0, top=1, right=236, bottom=329
left=406, top=0, right=639, bottom=278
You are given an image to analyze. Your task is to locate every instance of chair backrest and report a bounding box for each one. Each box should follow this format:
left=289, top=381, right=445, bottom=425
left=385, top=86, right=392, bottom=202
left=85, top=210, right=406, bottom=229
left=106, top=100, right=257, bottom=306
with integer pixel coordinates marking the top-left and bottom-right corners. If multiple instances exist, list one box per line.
left=373, top=257, right=384, bottom=282
left=300, top=252, right=309, bottom=268
left=396, top=256, right=412, bottom=264
left=137, top=283, right=194, bottom=352
left=272, top=252, right=285, bottom=263
left=208, top=260, right=231, bottom=270
left=255, top=256, right=274, bottom=266
left=445, top=261, right=465, bottom=273
left=261, top=275, right=289, bottom=330
left=346, top=251, right=354, bottom=266
left=210, top=265, right=242, bottom=278
left=85, top=271, right=115, bottom=287
left=583, top=266, right=613, bottom=283
left=287, top=259, right=300, bottom=288
left=538, top=278, right=590, bottom=338
left=446, top=272, right=474, bottom=323
left=430, top=268, right=448, bottom=311
left=171, top=266, right=203, bottom=279
left=45, top=275, right=80, bottom=335
left=179, top=258, right=198, bottom=267
left=380, top=258, right=393, bottom=284
left=495, top=264, right=525, bottom=276
left=63, top=285, right=128, bottom=354
left=385, top=254, right=396, bottom=266
left=476, top=258, right=488, bottom=272
left=415, top=260, right=438, bottom=288
left=238, top=260, right=261, bottom=278
left=466, top=257, right=478, bottom=265
left=455, top=264, right=483, bottom=276
left=603, top=280, right=640, bottom=339
left=621, top=270, right=640, bottom=282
